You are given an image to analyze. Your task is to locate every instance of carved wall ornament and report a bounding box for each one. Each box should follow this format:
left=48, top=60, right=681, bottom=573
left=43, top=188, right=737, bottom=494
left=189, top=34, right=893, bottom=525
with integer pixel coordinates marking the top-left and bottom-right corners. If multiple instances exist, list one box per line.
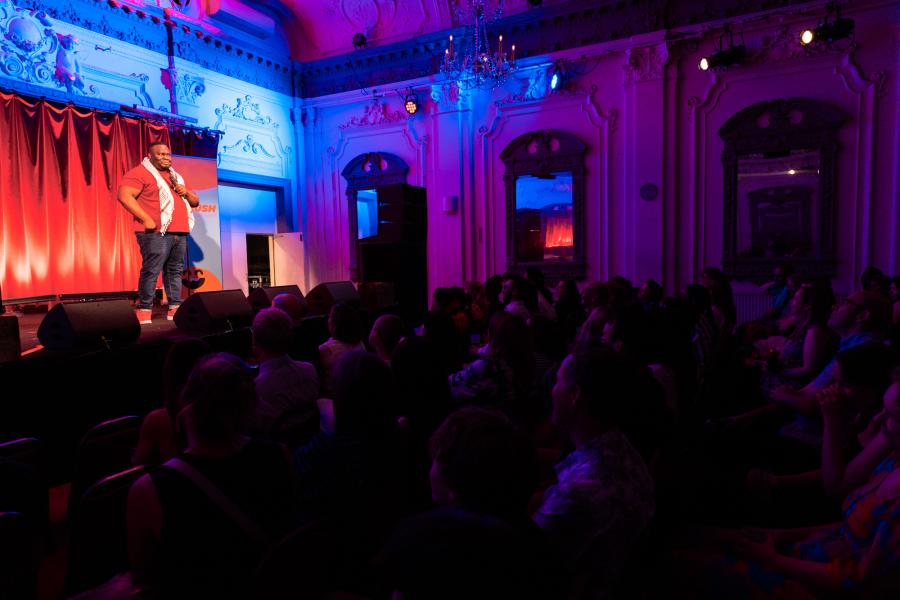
left=219, top=134, right=276, bottom=161
left=175, top=72, right=206, bottom=105
left=0, top=1, right=95, bottom=94
left=214, top=95, right=274, bottom=127
left=623, top=42, right=669, bottom=84
left=338, top=98, right=410, bottom=130
left=430, top=81, right=462, bottom=108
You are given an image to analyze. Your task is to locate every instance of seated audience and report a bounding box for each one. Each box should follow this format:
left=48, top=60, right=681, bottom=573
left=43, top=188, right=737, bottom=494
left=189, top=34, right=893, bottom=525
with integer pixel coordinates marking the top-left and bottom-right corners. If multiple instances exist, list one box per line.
left=526, top=267, right=558, bottom=321
left=684, top=366, right=900, bottom=597
left=127, top=353, right=299, bottom=600
left=251, top=307, right=319, bottom=440
left=701, top=266, right=737, bottom=345
left=535, top=347, right=655, bottom=599
left=318, top=303, right=365, bottom=395
left=134, top=337, right=212, bottom=466
left=760, top=282, right=838, bottom=392
left=368, top=314, right=404, bottom=364
left=429, top=407, right=539, bottom=530
left=294, top=351, right=402, bottom=521
left=377, top=508, right=561, bottom=600
left=501, top=272, right=537, bottom=321
left=554, top=278, right=586, bottom=345
left=449, top=312, right=538, bottom=426
left=637, top=278, right=664, bottom=312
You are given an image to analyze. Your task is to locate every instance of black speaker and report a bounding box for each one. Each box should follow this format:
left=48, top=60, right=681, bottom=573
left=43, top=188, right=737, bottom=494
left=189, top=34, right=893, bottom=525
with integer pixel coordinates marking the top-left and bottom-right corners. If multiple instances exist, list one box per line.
left=0, top=315, right=20, bottom=362
left=357, top=281, right=397, bottom=311
left=37, top=300, right=140, bottom=350
left=173, top=290, right=252, bottom=333
left=247, top=285, right=307, bottom=314
left=305, top=281, right=359, bottom=316
left=373, top=183, right=427, bottom=243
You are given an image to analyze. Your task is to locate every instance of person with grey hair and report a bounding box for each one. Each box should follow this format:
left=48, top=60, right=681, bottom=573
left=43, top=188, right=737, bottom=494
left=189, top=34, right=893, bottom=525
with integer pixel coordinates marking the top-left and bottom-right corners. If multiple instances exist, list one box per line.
left=252, top=307, right=319, bottom=438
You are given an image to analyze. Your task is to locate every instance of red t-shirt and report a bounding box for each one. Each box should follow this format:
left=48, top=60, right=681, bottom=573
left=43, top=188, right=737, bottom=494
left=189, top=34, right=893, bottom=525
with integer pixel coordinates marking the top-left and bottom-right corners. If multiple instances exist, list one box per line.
left=120, top=165, right=191, bottom=233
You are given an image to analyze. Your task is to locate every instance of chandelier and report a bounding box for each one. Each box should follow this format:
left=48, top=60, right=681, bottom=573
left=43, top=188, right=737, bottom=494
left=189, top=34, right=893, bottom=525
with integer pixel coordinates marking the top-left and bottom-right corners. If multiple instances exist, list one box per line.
left=440, top=0, right=516, bottom=90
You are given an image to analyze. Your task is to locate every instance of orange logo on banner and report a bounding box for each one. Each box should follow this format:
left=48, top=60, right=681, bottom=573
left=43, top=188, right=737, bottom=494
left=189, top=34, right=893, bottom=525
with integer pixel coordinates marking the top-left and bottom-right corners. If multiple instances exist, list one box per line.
left=179, top=267, right=223, bottom=300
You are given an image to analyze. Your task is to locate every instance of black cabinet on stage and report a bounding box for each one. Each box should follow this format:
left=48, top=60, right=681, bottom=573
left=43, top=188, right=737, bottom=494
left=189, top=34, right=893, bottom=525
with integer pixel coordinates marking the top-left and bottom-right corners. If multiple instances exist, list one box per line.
left=357, top=183, right=427, bottom=323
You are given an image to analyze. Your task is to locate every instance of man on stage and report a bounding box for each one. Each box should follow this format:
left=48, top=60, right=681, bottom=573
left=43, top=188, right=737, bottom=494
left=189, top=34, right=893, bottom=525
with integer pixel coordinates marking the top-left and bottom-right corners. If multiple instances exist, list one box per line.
left=118, top=142, right=199, bottom=324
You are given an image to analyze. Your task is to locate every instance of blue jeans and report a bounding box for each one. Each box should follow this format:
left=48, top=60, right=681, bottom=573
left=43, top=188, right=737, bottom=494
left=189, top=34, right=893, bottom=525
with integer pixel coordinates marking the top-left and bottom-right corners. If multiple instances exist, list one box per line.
left=135, top=232, right=188, bottom=309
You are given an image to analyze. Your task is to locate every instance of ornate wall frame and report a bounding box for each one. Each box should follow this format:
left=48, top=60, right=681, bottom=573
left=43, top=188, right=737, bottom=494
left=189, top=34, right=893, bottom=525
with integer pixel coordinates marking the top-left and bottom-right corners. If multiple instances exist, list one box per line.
left=341, top=152, right=409, bottom=280
left=719, top=98, right=846, bottom=281
left=500, top=129, right=587, bottom=281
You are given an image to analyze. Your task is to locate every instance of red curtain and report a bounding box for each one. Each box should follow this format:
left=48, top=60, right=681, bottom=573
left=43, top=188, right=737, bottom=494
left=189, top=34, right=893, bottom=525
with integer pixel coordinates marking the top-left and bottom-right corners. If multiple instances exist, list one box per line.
left=0, top=93, right=197, bottom=300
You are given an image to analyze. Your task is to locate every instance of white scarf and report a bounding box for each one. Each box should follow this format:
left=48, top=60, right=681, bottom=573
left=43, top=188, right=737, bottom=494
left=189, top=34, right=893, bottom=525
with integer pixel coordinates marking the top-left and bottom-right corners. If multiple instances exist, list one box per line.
left=141, top=157, right=195, bottom=235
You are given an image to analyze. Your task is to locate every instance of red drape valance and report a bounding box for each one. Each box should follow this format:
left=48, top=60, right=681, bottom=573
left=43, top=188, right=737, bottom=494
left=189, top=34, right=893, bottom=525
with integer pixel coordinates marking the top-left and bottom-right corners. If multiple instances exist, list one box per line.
left=0, top=92, right=216, bottom=301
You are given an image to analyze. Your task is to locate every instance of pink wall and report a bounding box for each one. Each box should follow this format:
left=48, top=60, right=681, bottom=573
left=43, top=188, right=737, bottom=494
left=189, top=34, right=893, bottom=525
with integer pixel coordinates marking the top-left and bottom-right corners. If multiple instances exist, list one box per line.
left=299, top=0, right=899, bottom=297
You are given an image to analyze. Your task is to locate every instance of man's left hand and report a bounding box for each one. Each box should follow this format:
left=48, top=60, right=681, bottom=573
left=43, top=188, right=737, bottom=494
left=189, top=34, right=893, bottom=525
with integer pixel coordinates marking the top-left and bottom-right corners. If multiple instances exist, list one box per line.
left=173, top=183, right=188, bottom=197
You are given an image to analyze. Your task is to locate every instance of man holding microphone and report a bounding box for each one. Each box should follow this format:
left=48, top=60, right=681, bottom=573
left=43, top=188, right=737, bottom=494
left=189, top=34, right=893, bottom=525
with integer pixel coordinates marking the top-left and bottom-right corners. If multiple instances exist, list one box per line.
left=118, top=142, right=199, bottom=324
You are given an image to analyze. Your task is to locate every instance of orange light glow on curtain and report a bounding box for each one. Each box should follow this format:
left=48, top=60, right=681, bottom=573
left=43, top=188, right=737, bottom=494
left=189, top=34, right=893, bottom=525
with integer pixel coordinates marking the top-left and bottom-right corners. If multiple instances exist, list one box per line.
left=0, top=92, right=170, bottom=300
left=544, top=217, right=573, bottom=248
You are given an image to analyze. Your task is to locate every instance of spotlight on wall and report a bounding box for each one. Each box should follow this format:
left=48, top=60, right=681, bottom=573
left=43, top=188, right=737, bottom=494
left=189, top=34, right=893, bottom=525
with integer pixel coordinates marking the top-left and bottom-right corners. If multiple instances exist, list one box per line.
left=352, top=32, right=367, bottom=49
left=698, top=25, right=745, bottom=71
left=799, top=2, right=854, bottom=46
left=404, top=93, right=419, bottom=115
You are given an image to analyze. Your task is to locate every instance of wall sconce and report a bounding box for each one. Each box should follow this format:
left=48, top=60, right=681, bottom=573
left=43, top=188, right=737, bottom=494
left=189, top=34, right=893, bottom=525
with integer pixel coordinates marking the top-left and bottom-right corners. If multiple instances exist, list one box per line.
left=548, top=61, right=566, bottom=91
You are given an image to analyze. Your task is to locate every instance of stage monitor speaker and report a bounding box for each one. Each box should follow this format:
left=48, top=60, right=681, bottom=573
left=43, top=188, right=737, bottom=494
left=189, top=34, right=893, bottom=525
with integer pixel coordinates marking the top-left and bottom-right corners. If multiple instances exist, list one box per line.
left=0, top=315, right=20, bottom=362
left=357, top=281, right=397, bottom=311
left=37, top=299, right=140, bottom=350
left=305, top=281, right=359, bottom=316
left=173, top=290, right=253, bottom=333
left=247, top=285, right=307, bottom=315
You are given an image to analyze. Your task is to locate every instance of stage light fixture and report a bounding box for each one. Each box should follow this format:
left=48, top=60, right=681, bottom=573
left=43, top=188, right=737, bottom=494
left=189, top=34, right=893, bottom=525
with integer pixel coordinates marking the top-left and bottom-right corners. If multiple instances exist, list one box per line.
left=548, top=62, right=565, bottom=91
left=698, top=25, right=745, bottom=72
left=404, top=94, right=419, bottom=115
left=800, top=3, right=854, bottom=47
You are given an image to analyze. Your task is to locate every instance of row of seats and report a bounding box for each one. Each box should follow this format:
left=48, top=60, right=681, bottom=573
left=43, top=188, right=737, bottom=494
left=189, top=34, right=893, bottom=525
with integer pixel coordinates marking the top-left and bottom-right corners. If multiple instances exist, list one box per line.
left=0, top=416, right=144, bottom=597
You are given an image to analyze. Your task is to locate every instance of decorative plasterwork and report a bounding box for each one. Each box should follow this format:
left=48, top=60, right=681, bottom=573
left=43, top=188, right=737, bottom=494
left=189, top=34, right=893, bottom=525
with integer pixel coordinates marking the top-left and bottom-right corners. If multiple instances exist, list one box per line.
left=175, top=71, right=206, bottom=105
left=0, top=1, right=97, bottom=94
left=338, top=98, right=411, bottom=130
left=220, top=134, right=276, bottom=159
left=623, top=42, right=669, bottom=84
left=214, top=95, right=292, bottom=174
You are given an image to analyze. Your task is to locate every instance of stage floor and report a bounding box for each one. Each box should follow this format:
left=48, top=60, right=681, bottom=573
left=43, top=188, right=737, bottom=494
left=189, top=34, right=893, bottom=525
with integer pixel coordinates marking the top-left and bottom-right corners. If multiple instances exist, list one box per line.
left=11, top=305, right=181, bottom=357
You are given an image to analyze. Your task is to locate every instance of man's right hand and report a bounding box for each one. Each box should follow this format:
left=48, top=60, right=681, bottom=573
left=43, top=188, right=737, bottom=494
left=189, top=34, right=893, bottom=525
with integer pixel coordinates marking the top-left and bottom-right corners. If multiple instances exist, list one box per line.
left=142, top=217, right=157, bottom=232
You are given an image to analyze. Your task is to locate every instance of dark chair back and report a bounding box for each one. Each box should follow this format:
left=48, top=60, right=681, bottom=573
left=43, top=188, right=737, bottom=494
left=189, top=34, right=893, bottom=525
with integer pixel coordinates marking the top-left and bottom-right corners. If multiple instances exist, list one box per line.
left=0, top=438, right=48, bottom=536
left=0, top=512, right=37, bottom=600
left=253, top=520, right=340, bottom=600
left=68, top=416, right=141, bottom=518
left=64, top=465, right=148, bottom=597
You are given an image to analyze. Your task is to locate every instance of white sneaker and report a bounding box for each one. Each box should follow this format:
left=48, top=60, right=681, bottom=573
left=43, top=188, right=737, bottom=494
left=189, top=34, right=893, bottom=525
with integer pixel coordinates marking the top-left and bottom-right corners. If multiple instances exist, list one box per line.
left=167, top=306, right=179, bottom=321
left=135, top=308, right=152, bottom=325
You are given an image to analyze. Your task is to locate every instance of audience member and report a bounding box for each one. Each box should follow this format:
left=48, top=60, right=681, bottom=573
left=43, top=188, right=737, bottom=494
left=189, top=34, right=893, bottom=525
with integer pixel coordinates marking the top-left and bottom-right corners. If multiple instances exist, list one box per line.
left=701, top=266, right=737, bottom=340
left=251, top=307, right=319, bottom=439
left=271, top=292, right=307, bottom=322
left=500, top=273, right=536, bottom=321
left=318, top=303, right=365, bottom=395
left=377, top=508, right=561, bottom=600
left=449, top=312, right=538, bottom=426
left=526, top=267, right=558, bottom=321
left=127, top=353, right=299, bottom=600
left=554, top=278, right=585, bottom=345
left=890, top=276, right=900, bottom=326
left=535, top=347, right=655, bottom=598
left=861, top=265, right=889, bottom=296
left=638, top=279, right=664, bottom=312
left=134, top=337, right=212, bottom=466
left=368, top=314, right=404, bottom=364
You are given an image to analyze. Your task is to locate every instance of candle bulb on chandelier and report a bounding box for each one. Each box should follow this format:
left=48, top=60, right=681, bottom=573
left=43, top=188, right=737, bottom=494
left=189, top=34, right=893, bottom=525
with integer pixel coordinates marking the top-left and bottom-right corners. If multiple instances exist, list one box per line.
left=445, top=48, right=450, bottom=68
left=511, top=44, right=516, bottom=62
left=449, top=34, right=454, bottom=59
left=499, top=34, right=503, bottom=56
